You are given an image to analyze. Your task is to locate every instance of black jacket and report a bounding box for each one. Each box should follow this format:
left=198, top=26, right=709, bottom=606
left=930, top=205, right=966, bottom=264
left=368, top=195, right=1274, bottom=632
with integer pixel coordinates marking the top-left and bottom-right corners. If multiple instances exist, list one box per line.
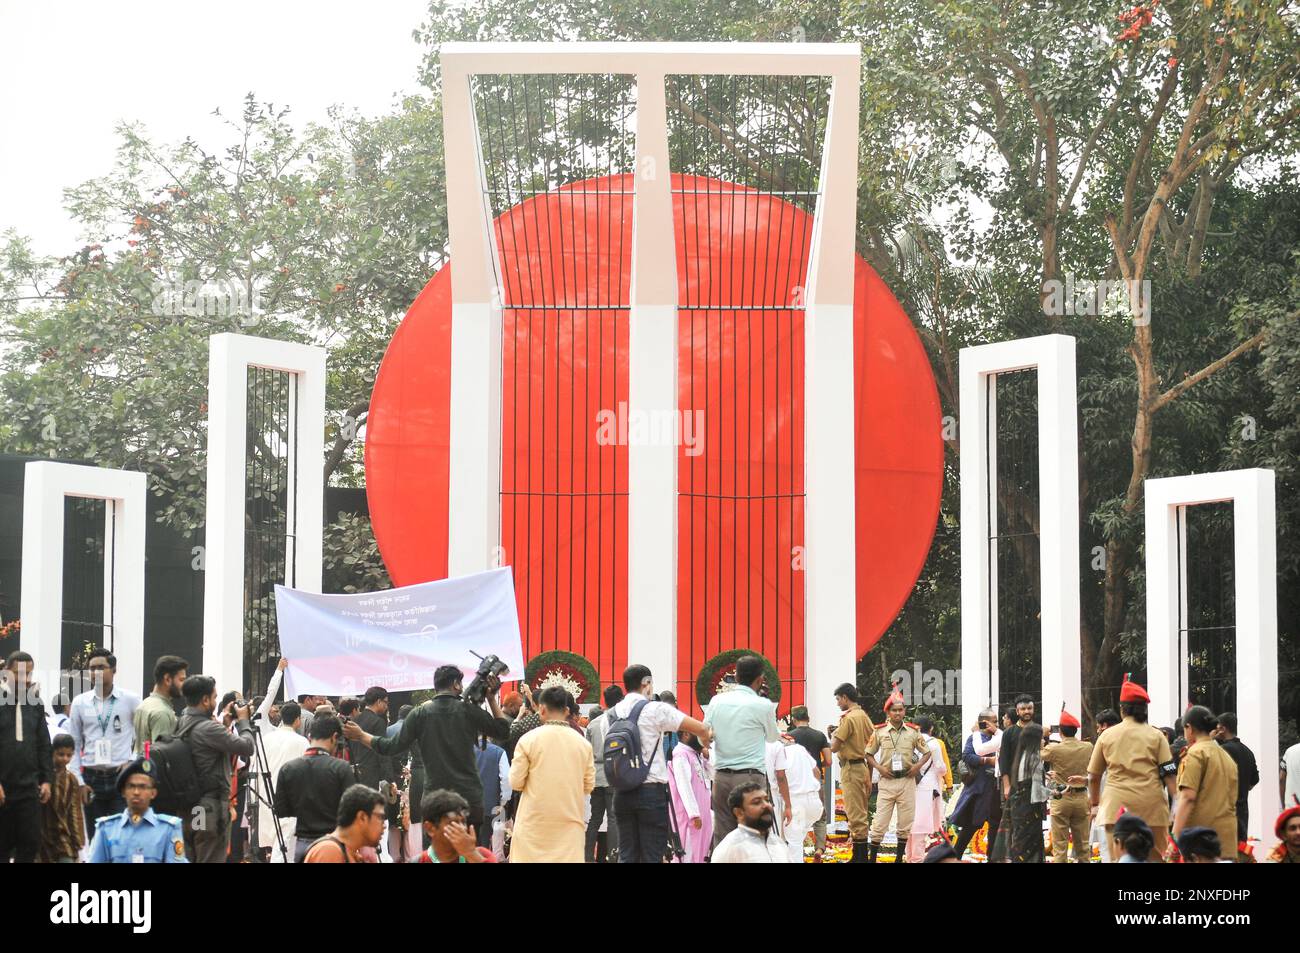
left=372, top=694, right=508, bottom=813
left=350, top=708, right=394, bottom=789
left=1218, top=737, right=1260, bottom=802
left=0, top=684, right=53, bottom=801
left=274, top=747, right=356, bottom=839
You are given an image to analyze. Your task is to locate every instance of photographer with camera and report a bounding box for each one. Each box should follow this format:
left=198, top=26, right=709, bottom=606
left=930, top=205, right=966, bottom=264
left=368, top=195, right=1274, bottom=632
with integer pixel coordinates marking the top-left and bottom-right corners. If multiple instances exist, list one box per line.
left=344, top=663, right=508, bottom=833
left=177, top=675, right=255, bottom=863
left=276, top=714, right=357, bottom=862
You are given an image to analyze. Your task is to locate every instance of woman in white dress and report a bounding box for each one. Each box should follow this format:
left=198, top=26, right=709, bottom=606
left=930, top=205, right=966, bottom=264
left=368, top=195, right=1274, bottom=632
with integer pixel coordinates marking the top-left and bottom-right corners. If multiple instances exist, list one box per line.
left=906, top=716, right=951, bottom=862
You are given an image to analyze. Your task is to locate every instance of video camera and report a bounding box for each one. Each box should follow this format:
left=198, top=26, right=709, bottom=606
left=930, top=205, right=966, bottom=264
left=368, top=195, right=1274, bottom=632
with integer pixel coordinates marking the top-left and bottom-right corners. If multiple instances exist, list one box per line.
left=464, top=652, right=510, bottom=706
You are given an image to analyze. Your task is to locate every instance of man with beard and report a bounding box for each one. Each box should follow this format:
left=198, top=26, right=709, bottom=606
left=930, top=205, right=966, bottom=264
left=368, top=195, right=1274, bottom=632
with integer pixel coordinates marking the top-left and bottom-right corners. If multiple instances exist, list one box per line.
left=1264, top=806, right=1300, bottom=863
left=0, top=651, right=53, bottom=863
left=133, top=656, right=188, bottom=753
left=992, top=693, right=1036, bottom=860
left=710, top=782, right=789, bottom=863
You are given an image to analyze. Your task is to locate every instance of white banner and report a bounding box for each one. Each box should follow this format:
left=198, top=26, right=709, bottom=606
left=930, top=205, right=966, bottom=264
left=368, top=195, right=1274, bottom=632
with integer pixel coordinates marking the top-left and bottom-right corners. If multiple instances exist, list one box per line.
left=273, top=567, right=524, bottom=697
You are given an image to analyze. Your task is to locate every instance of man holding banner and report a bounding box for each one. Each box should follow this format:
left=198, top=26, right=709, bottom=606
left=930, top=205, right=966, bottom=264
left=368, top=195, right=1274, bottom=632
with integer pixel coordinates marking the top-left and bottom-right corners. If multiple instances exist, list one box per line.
left=277, top=568, right=524, bottom=836
left=345, top=665, right=508, bottom=834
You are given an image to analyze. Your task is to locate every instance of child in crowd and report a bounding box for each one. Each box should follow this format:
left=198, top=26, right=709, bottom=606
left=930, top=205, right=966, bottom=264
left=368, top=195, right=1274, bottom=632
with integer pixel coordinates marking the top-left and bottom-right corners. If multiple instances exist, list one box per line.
left=40, top=733, right=85, bottom=863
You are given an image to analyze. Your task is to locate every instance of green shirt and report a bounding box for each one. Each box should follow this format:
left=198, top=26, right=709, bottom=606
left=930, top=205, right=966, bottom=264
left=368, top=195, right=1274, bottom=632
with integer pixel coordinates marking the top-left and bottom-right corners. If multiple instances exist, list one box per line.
left=133, top=692, right=177, bottom=754
left=703, top=685, right=779, bottom=770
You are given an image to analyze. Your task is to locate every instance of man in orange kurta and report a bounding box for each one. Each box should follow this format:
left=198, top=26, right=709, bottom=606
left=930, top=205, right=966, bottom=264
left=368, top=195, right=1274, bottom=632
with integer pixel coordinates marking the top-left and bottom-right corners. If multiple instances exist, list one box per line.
left=508, top=686, right=594, bottom=863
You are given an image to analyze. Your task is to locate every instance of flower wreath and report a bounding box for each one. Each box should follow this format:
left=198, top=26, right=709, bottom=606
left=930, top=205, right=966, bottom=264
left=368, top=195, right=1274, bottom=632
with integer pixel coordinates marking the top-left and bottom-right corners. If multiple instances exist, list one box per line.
left=523, top=650, right=600, bottom=704
left=695, top=649, right=782, bottom=707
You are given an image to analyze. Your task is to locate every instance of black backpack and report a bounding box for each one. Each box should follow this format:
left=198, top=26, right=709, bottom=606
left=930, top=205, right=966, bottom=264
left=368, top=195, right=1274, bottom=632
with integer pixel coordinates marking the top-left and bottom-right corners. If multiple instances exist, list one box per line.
left=603, top=699, right=660, bottom=792
left=149, top=720, right=203, bottom=818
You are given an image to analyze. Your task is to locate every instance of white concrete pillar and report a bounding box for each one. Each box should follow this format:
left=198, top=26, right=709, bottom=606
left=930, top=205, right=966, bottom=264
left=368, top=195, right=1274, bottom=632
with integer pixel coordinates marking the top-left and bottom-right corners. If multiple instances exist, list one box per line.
left=203, top=333, right=325, bottom=695
left=959, top=335, right=1080, bottom=731
left=443, top=64, right=505, bottom=580
left=802, top=55, right=861, bottom=731
left=20, top=461, right=147, bottom=695
left=1145, top=468, right=1278, bottom=851
left=625, top=70, right=679, bottom=685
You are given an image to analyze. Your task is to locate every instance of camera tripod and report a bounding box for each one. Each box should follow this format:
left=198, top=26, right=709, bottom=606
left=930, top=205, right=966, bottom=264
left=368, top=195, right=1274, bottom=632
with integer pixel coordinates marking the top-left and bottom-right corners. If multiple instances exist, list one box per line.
left=245, top=718, right=290, bottom=862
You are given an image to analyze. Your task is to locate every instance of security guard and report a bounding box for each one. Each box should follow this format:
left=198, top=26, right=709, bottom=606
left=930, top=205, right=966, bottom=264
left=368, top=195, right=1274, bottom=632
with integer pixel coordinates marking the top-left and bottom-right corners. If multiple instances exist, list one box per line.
left=1042, top=709, right=1093, bottom=862
left=830, top=683, right=875, bottom=862
left=1087, top=676, right=1177, bottom=861
left=865, top=687, right=931, bottom=863
left=87, top=757, right=188, bottom=863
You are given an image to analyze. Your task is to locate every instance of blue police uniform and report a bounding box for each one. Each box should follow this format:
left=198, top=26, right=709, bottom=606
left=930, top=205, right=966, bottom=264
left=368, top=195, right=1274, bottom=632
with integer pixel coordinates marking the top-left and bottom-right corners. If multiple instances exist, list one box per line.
left=88, top=807, right=188, bottom=863
left=86, top=756, right=189, bottom=863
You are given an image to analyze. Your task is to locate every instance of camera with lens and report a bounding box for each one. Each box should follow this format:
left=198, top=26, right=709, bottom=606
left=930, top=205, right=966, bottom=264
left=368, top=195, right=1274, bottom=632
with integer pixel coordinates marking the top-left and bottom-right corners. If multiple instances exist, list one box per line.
left=464, top=653, right=510, bottom=706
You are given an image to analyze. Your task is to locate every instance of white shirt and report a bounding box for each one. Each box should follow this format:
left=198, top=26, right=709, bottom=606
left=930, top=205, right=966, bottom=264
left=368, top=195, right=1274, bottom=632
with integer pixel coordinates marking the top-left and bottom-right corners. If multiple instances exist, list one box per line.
left=1282, top=742, right=1300, bottom=809
left=47, top=711, right=71, bottom=741
left=68, top=685, right=141, bottom=773
left=253, top=667, right=284, bottom=725
left=493, top=748, right=512, bottom=811
left=255, top=723, right=309, bottom=848
left=711, top=823, right=790, bottom=863
left=971, top=728, right=1003, bottom=777
left=782, top=741, right=820, bottom=797
left=764, top=740, right=788, bottom=802
left=609, top=694, right=685, bottom=785
left=916, top=734, right=946, bottom=798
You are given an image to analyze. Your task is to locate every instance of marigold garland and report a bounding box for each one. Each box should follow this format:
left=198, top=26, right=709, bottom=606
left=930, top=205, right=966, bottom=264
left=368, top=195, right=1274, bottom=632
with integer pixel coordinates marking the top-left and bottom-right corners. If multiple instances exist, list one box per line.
left=522, top=650, right=600, bottom=703
left=695, top=649, right=782, bottom=707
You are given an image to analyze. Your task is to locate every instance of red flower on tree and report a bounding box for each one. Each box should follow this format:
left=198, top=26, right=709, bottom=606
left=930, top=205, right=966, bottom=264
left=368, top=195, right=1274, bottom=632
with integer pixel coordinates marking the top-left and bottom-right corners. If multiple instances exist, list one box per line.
left=1116, top=2, right=1156, bottom=42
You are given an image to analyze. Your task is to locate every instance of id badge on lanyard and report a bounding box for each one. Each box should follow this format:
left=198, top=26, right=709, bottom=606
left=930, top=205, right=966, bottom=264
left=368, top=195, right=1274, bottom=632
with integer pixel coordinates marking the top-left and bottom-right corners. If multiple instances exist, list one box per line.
left=92, top=695, right=117, bottom=765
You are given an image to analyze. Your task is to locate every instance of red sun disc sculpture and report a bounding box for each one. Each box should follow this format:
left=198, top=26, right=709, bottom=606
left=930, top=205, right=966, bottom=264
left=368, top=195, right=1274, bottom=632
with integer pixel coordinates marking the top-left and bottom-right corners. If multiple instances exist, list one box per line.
left=365, top=174, right=942, bottom=712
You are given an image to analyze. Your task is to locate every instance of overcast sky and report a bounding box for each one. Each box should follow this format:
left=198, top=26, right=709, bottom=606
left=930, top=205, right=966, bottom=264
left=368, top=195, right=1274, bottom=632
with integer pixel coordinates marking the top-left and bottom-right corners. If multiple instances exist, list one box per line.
left=0, top=0, right=430, bottom=256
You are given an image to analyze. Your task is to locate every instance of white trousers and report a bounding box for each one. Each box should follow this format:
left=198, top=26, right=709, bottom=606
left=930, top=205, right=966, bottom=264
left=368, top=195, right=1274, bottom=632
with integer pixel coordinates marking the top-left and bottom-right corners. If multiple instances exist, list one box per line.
left=786, top=791, right=823, bottom=864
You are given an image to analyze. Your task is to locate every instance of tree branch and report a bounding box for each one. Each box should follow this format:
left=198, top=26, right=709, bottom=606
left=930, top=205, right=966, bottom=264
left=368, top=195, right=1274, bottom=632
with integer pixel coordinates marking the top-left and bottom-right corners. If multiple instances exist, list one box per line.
left=1062, top=58, right=1135, bottom=213
left=323, top=400, right=370, bottom=483
left=664, top=88, right=794, bottom=193
left=1150, top=326, right=1274, bottom=413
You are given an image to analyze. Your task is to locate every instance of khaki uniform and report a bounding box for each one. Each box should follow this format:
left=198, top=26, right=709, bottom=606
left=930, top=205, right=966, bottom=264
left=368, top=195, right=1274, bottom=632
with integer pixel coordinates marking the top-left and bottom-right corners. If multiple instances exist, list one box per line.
left=833, top=705, right=875, bottom=842
left=1176, top=739, right=1238, bottom=860
left=866, top=721, right=930, bottom=843
left=1088, top=717, right=1174, bottom=861
left=1042, top=737, right=1093, bottom=862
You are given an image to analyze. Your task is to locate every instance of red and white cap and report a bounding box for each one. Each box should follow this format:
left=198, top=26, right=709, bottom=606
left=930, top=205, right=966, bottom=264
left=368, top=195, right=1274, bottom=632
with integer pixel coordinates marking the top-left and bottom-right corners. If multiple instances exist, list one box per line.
left=1119, top=673, right=1150, bottom=704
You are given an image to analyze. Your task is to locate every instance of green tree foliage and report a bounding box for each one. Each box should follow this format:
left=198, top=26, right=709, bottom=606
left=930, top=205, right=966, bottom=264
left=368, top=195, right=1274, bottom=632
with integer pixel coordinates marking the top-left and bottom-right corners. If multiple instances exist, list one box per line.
left=1, top=1, right=1296, bottom=733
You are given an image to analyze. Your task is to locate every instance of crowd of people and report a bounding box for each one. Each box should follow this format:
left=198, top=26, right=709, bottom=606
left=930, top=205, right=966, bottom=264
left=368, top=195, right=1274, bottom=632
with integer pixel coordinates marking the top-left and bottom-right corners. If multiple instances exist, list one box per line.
left=2, top=645, right=1299, bottom=864
left=947, top=678, right=1300, bottom=864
